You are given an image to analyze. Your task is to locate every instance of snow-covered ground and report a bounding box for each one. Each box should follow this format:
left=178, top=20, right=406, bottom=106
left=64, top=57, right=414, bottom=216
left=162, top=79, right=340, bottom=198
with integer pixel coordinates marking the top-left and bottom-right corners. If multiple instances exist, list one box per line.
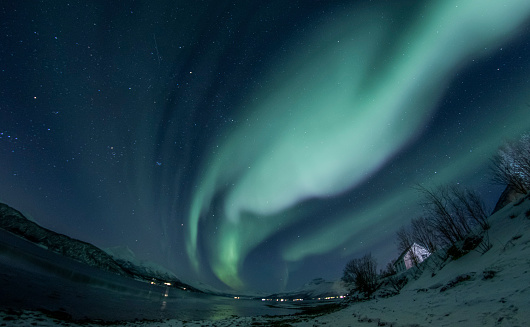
left=293, top=194, right=530, bottom=327
left=2, top=195, right=530, bottom=326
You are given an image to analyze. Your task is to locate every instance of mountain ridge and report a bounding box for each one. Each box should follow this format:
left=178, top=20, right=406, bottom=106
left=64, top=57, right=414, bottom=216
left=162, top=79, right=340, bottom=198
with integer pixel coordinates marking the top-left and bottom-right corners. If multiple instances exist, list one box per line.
left=0, top=202, right=201, bottom=292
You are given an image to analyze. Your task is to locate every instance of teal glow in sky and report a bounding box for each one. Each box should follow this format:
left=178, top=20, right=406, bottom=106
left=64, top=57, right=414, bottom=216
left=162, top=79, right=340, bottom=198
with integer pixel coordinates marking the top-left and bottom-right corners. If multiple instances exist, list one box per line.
left=186, top=1, right=530, bottom=290
left=2, top=0, right=530, bottom=294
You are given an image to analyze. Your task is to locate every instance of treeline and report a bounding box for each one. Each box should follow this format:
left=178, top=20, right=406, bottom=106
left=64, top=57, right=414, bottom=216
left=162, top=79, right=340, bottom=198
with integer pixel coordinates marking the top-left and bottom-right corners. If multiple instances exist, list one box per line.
left=342, top=132, right=530, bottom=298
left=396, top=184, right=491, bottom=261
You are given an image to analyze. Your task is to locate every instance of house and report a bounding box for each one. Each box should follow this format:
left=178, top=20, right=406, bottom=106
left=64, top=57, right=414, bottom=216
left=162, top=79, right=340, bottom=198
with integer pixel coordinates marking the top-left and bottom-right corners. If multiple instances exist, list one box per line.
left=393, top=243, right=431, bottom=273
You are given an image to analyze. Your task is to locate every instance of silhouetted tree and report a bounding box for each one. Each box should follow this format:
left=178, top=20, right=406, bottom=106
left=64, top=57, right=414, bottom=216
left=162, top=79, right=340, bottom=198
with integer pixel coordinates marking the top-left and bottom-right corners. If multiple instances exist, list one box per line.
left=342, top=253, right=378, bottom=296
left=395, top=226, right=414, bottom=254
left=415, top=185, right=465, bottom=245
left=490, top=133, right=530, bottom=195
left=411, top=216, right=439, bottom=253
left=395, top=225, right=422, bottom=269
left=380, top=260, right=397, bottom=278
left=449, top=185, right=489, bottom=230
left=414, top=184, right=488, bottom=246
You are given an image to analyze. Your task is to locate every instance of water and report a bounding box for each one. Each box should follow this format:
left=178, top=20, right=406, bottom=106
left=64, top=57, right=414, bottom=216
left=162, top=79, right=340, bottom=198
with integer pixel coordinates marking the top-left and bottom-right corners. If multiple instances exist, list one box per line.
left=0, top=230, right=298, bottom=322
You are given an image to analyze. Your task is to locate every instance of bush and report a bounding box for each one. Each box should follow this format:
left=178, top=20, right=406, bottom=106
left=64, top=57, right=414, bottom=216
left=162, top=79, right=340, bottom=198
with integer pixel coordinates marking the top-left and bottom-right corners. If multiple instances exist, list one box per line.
left=447, top=244, right=466, bottom=260
left=387, top=274, right=408, bottom=293
left=482, top=270, right=496, bottom=280
left=440, top=273, right=474, bottom=292
left=462, top=234, right=483, bottom=251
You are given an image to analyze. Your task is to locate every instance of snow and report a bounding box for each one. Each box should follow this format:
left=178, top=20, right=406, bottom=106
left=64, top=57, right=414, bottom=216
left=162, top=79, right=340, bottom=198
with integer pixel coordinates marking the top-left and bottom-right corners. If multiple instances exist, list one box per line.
left=105, top=245, right=180, bottom=282
left=105, top=245, right=138, bottom=262
left=2, top=195, right=530, bottom=326
left=285, top=194, right=530, bottom=326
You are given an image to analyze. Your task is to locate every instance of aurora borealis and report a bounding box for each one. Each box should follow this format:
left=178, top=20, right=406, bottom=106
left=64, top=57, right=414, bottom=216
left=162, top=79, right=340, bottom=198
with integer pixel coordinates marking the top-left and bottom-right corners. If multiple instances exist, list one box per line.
left=2, top=1, right=530, bottom=292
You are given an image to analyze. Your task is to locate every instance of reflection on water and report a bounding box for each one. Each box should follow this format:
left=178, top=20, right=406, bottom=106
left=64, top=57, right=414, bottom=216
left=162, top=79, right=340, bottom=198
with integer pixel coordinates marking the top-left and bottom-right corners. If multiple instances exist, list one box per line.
left=0, top=231, right=299, bottom=322
left=205, top=303, right=238, bottom=321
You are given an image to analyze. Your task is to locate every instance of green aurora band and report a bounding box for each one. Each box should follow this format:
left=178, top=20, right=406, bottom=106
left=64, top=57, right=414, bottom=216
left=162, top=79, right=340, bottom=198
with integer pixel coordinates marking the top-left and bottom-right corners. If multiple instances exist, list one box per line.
left=187, top=1, right=530, bottom=289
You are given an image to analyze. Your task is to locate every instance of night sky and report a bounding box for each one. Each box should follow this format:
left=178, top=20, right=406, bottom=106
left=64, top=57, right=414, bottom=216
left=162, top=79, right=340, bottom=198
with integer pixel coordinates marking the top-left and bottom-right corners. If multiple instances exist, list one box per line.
left=1, top=1, right=530, bottom=293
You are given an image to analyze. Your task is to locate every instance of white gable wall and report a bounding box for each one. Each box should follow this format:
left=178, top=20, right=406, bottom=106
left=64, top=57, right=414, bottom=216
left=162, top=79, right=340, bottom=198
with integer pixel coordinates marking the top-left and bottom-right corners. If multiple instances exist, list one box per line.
left=395, top=243, right=431, bottom=272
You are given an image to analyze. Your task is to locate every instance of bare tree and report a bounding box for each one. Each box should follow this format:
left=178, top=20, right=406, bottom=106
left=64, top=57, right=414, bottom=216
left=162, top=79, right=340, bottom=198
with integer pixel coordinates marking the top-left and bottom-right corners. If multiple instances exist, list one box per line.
left=385, top=260, right=397, bottom=276
left=490, top=154, right=528, bottom=195
left=450, top=185, right=489, bottom=230
left=490, top=133, right=530, bottom=195
left=414, top=183, right=492, bottom=245
left=395, top=225, right=422, bottom=269
left=395, top=226, right=413, bottom=254
left=415, top=184, right=467, bottom=245
left=380, top=260, right=397, bottom=278
left=411, top=216, right=439, bottom=253
left=342, top=254, right=378, bottom=296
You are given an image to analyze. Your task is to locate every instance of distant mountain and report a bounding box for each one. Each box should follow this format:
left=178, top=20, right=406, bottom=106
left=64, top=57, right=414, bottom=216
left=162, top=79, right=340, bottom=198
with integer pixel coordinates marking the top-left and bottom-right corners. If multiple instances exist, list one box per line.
left=104, top=245, right=201, bottom=292
left=265, top=278, right=347, bottom=300
left=105, top=245, right=179, bottom=281
left=0, top=202, right=200, bottom=292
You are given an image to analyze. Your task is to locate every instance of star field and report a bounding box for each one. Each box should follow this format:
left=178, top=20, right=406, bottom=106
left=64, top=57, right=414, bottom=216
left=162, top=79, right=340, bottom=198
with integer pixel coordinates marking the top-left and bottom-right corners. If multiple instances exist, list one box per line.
left=1, top=1, right=530, bottom=293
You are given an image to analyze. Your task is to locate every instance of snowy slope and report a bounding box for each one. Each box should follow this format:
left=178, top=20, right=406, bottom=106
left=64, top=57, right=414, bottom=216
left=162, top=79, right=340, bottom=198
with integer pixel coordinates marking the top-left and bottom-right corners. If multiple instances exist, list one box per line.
left=285, top=193, right=530, bottom=326
left=0, top=202, right=200, bottom=292
left=104, top=246, right=186, bottom=286
left=0, top=203, right=127, bottom=276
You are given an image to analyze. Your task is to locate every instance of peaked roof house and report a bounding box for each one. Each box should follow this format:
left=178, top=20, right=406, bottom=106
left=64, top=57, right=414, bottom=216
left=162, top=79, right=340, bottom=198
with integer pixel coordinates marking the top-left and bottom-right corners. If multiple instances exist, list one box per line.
left=393, top=243, right=431, bottom=273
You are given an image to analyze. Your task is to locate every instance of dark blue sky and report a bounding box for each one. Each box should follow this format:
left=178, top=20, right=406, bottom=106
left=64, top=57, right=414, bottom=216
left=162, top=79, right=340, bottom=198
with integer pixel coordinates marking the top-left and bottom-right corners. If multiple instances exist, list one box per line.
left=1, top=1, right=530, bottom=293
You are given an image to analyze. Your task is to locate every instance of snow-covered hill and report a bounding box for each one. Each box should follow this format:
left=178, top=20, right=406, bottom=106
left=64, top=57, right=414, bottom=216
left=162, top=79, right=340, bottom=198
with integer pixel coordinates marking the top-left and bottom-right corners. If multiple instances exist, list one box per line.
left=0, top=202, right=200, bottom=292
left=104, top=245, right=197, bottom=290
left=0, top=203, right=127, bottom=276
left=105, top=245, right=180, bottom=282
left=284, top=193, right=530, bottom=326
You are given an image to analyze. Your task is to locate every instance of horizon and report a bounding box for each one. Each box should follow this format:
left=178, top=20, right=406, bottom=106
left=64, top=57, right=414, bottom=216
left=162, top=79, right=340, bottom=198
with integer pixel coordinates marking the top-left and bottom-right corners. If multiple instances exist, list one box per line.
left=1, top=0, right=530, bottom=293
